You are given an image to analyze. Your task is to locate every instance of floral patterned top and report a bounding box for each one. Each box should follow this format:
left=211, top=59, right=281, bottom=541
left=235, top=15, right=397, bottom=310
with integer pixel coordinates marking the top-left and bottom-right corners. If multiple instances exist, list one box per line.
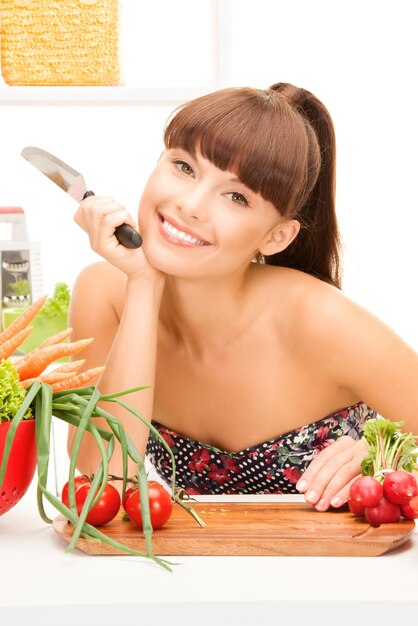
left=146, top=402, right=376, bottom=495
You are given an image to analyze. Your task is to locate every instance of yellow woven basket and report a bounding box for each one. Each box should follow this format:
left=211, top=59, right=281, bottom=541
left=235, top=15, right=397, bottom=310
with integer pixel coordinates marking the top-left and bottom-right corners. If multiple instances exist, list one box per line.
left=0, top=0, right=121, bottom=85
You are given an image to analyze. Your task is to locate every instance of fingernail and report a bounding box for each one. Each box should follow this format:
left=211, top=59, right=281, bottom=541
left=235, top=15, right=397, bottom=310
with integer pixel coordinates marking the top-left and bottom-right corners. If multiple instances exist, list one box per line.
left=306, top=490, right=317, bottom=503
left=315, top=499, right=327, bottom=511
left=330, top=497, right=341, bottom=507
left=296, top=479, right=307, bottom=492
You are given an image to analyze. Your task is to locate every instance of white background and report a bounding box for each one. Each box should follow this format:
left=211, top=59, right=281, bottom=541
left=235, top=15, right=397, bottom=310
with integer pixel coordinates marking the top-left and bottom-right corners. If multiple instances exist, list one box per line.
left=1, top=0, right=417, bottom=354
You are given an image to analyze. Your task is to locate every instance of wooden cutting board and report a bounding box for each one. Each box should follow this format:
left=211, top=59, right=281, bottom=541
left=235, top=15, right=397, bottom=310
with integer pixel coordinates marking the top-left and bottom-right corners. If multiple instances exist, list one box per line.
left=53, top=501, right=415, bottom=557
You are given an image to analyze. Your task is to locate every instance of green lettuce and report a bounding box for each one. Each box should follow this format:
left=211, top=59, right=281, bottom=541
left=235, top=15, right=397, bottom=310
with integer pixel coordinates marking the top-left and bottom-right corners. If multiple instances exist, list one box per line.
left=0, top=360, right=32, bottom=423
left=38, top=282, right=70, bottom=319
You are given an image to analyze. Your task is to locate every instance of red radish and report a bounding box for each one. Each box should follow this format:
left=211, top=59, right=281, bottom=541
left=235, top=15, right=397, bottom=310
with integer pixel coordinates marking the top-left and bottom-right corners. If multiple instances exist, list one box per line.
left=410, top=495, right=418, bottom=514
left=349, top=476, right=383, bottom=508
left=348, top=498, right=365, bottom=517
left=382, top=470, right=418, bottom=505
left=400, top=501, right=418, bottom=520
left=365, top=497, right=401, bottom=527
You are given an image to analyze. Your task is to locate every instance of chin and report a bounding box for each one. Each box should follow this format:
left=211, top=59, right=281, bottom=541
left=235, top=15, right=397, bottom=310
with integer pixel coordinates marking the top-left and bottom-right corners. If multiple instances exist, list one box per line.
left=141, top=241, right=191, bottom=277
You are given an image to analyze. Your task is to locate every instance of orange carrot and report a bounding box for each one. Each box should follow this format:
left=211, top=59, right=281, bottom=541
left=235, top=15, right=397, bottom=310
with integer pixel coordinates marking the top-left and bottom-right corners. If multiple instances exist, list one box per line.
left=16, top=338, right=94, bottom=381
left=51, top=366, right=105, bottom=392
left=0, top=326, right=33, bottom=361
left=13, top=327, right=75, bottom=371
left=53, top=359, right=85, bottom=373
left=20, top=371, right=77, bottom=388
left=0, top=295, right=47, bottom=346
left=39, top=327, right=73, bottom=348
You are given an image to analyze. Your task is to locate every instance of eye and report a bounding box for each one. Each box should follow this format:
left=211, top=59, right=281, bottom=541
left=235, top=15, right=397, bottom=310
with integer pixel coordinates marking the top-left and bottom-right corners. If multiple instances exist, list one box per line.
left=225, top=191, right=249, bottom=206
left=173, top=159, right=194, bottom=176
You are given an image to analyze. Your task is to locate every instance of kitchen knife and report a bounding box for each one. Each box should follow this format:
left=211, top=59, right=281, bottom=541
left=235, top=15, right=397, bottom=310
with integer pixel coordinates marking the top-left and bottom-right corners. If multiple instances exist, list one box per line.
left=21, top=146, right=142, bottom=249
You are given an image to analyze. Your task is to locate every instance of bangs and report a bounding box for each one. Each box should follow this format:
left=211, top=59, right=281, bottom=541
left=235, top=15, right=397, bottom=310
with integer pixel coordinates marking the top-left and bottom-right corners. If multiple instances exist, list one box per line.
left=164, top=88, right=310, bottom=215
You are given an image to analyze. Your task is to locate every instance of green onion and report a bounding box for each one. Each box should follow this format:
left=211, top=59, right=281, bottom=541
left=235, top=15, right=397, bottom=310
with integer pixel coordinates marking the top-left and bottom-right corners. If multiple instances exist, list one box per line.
left=0, top=381, right=205, bottom=570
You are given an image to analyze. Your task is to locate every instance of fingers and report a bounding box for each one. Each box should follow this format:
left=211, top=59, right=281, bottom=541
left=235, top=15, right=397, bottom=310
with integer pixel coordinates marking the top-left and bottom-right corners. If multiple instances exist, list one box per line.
left=74, top=196, right=138, bottom=254
left=296, top=436, right=367, bottom=511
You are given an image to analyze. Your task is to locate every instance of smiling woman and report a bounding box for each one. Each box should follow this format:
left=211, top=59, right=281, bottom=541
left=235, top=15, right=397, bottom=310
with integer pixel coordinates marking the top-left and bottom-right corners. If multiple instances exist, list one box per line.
left=67, top=82, right=418, bottom=513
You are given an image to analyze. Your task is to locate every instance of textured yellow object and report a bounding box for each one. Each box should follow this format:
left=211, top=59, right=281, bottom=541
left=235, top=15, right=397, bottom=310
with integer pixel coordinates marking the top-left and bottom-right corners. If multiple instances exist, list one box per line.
left=0, top=0, right=121, bottom=85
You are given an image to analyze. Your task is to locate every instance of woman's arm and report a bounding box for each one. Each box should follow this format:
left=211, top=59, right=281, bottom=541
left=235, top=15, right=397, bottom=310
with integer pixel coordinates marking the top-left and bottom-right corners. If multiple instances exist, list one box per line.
left=67, top=196, right=165, bottom=480
left=296, top=284, right=418, bottom=510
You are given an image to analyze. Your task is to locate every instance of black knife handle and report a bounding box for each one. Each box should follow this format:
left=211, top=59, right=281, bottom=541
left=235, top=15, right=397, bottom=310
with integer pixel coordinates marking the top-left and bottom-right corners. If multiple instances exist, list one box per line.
left=82, top=190, right=142, bottom=249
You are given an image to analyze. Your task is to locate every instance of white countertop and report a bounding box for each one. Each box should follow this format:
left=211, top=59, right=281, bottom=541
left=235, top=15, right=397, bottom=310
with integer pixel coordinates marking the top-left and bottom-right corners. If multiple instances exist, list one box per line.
left=1, top=475, right=417, bottom=626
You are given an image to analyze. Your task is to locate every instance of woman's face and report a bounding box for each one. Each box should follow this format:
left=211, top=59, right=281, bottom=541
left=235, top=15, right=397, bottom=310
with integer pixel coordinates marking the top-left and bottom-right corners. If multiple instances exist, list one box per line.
left=137, top=148, right=285, bottom=278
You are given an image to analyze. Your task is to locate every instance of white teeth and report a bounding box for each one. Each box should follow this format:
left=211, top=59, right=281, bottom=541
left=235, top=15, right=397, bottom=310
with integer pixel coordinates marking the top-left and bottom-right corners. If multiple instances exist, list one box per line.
left=162, top=218, right=207, bottom=245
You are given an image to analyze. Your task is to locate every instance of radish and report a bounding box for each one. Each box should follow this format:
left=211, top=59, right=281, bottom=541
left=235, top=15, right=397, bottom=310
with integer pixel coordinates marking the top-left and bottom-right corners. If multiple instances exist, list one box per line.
left=382, top=470, right=418, bottom=505
left=365, top=497, right=401, bottom=527
left=348, top=498, right=365, bottom=517
left=400, top=500, right=418, bottom=520
left=349, top=476, right=383, bottom=508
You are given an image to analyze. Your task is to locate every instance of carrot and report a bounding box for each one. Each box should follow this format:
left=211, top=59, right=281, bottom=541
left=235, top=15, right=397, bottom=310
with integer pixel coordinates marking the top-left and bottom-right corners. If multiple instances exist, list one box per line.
left=20, top=371, right=77, bottom=388
left=0, top=295, right=47, bottom=346
left=39, top=327, right=73, bottom=348
left=16, top=337, right=94, bottom=381
left=13, top=327, right=75, bottom=371
left=0, top=326, right=33, bottom=361
left=51, top=366, right=106, bottom=392
left=53, top=359, right=85, bottom=373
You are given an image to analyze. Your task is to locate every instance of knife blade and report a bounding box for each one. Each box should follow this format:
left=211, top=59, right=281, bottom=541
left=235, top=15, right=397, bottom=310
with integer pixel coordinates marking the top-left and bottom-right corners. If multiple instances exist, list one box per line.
left=21, top=146, right=142, bottom=249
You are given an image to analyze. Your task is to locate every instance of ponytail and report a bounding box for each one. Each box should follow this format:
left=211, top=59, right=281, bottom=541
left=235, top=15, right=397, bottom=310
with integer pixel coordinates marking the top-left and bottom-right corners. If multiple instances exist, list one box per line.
left=266, top=83, right=342, bottom=289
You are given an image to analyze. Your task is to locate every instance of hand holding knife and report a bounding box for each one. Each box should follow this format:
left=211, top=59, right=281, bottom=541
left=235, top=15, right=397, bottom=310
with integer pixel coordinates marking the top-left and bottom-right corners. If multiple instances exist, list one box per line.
left=21, top=146, right=142, bottom=249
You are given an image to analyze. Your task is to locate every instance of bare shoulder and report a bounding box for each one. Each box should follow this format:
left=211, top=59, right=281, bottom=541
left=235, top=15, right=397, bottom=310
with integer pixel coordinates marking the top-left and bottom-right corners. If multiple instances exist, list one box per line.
left=68, top=261, right=127, bottom=366
left=259, top=264, right=409, bottom=365
left=72, top=261, right=127, bottom=316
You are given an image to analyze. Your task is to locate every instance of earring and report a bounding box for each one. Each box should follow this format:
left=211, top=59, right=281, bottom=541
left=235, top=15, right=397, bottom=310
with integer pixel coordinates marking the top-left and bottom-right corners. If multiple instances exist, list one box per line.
left=251, top=252, right=265, bottom=264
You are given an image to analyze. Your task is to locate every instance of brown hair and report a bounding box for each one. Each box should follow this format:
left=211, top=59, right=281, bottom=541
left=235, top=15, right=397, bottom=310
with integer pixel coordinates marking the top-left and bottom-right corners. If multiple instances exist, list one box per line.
left=164, top=82, right=342, bottom=288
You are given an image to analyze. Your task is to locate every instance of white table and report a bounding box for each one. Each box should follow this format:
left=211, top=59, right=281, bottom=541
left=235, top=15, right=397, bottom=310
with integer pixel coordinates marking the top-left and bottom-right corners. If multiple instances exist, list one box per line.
left=1, top=477, right=417, bottom=626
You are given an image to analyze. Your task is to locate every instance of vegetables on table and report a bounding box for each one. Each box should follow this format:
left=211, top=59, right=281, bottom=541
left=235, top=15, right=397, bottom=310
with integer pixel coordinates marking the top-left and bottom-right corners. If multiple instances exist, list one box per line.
left=38, top=327, right=73, bottom=348
left=37, top=282, right=70, bottom=319
left=0, top=295, right=47, bottom=346
left=20, top=371, right=78, bottom=388
left=365, top=497, right=401, bottom=527
left=348, top=418, right=418, bottom=526
left=123, top=481, right=173, bottom=530
left=0, top=326, right=34, bottom=361
left=49, top=366, right=105, bottom=392
left=0, top=296, right=204, bottom=570
left=61, top=477, right=121, bottom=527
left=382, top=470, right=417, bottom=505
left=0, top=359, right=32, bottom=423
left=15, top=337, right=94, bottom=381
left=2, top=284, right=71, bottom=357
left=348, top=476, right=383, bottom=508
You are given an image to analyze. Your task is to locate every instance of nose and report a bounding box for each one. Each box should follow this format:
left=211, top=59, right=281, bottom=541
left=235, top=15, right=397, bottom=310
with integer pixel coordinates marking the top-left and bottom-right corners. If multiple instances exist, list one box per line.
left=176, top=182, right=210, bottom=221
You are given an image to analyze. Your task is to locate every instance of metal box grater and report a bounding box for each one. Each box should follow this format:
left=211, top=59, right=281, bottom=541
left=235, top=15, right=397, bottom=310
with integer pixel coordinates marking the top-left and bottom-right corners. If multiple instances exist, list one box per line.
left=0, top=207, right=43, bottom=330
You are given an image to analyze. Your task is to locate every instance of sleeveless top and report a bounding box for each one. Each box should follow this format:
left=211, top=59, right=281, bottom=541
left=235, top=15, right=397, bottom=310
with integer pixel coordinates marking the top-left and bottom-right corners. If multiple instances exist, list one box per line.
left=146, top=401, right=376, bottom=495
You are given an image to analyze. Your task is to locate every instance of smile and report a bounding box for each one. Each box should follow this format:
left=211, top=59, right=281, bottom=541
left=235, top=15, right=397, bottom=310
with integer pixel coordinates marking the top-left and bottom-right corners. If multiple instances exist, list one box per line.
left=158, top=214, right=210, bottom=246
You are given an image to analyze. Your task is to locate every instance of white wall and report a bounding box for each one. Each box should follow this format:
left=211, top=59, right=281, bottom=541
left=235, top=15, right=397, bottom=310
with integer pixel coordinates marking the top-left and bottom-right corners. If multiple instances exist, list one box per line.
left=1, top=0, right=417, bottom=353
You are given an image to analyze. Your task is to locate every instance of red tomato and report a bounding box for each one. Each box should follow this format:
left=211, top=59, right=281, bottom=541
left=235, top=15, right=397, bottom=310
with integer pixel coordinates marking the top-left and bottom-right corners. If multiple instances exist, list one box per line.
left=122, top=486, right=135, bottom=509
left=61, top=478, right=121, bottom=527
left=61, top=475, right=90, bottom=506
left=123, top=481, right=173, bottom=529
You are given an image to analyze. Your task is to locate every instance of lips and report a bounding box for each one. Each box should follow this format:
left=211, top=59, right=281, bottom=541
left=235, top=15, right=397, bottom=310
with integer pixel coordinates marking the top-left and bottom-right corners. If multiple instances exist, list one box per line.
left=158, top=213, right=211, bottom=246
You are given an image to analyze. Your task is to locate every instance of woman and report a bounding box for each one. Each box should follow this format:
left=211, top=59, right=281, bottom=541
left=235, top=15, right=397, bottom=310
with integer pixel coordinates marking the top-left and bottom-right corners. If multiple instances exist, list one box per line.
left=68, top=82, right=418, bottom=511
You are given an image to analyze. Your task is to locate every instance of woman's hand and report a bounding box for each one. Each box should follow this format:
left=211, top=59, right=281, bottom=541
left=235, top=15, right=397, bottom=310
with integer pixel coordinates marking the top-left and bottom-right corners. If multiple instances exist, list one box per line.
left=296, top=436, right=368, bottom=511
left=74, top=196, right=162, bottom=283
